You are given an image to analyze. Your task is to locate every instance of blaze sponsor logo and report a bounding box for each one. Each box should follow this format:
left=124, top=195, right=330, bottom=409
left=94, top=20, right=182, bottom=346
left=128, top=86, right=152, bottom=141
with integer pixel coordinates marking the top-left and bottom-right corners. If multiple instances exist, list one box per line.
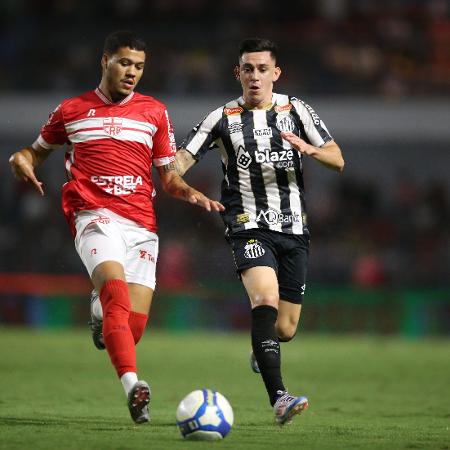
left=256, top=208, right=301, bottom=225
left=236, top=213, right=250, bottom=224
left=228, top=122, right=243, bottom=134
left=103, top=117, right=123, bottom=136
left=276, top=115, right=295, bottom=132
left=244, top=239, right=266, bottom=259
left=274, top=104, right=293, bottom=113
left=236, top=145, right=252, bottom=169
left=254, top=148, right=294, bottom=169
left=91, top=175, right=143, bottom=195
left=224, top=107, right=244, bottom=116
left=253, top=128, right=273, bottom=139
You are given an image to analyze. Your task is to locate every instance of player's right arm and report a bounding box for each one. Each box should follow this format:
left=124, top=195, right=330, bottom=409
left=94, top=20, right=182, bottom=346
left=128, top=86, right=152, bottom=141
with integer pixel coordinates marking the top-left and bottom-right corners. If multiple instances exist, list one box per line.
left=9, top=102, right=68, bottom=195
left=175, top=149, right=196, bottom=176
left=175, top=106, right=223, bottom=176
left=9, top=144, right=54, bottom=196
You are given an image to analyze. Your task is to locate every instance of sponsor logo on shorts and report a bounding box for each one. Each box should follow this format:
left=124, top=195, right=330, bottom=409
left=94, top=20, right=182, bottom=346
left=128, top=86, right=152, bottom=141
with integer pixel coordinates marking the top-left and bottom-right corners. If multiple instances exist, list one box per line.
left=224, top=107, right=244, bottom=116
left=139, top=249, right=155, bottom=263
left=91, top=175, right=143, bottom=195
left=256, top=208, right=301, bottom=226
left=89, top=216, right=110, bottom=225
left=244, top=239, right=266, bottom=259
left=253, top=128, right=273, bottom=139
left=300, top=284, right=306, bottom=295
left=103, top=117, right=123, bottom=136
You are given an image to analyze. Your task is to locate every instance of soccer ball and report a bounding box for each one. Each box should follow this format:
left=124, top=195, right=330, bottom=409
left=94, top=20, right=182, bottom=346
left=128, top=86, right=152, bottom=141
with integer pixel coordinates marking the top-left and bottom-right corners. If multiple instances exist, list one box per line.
left=176, top=389, right=234, bottom=440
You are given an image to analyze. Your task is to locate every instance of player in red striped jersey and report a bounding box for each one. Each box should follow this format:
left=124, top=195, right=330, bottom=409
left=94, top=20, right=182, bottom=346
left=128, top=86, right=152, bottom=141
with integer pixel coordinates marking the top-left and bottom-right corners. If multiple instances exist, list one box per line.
left=9, top=30, right=224, bottom=424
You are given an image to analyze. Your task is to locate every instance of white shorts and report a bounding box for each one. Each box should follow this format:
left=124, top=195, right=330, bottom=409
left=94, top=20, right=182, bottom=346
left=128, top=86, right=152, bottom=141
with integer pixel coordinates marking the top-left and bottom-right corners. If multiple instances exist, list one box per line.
left=74, top=208, right=159, bottom=290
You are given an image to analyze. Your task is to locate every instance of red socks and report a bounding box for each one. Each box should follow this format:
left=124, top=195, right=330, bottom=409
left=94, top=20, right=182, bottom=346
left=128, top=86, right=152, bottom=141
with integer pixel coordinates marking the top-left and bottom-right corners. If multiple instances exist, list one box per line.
left=128, top=311, right=148, bottom=344
left=100, top=279, right=136, bottom=378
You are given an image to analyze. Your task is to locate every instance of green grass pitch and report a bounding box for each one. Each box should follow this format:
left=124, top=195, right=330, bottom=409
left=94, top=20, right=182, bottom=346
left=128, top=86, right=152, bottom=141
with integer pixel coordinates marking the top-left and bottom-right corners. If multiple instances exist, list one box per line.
left=0, top=328, right=448, bottom=450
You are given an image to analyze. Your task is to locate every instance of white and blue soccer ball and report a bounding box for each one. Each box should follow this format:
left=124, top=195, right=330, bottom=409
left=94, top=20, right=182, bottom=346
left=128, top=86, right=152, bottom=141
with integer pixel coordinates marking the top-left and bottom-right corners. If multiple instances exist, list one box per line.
left=176, top=389, right=234, bottom=440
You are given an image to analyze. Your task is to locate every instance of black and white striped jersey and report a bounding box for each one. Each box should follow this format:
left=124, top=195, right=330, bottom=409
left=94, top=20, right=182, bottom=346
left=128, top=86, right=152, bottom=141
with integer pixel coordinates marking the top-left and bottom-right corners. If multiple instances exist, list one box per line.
left=181, top=93, right=333, bottom=236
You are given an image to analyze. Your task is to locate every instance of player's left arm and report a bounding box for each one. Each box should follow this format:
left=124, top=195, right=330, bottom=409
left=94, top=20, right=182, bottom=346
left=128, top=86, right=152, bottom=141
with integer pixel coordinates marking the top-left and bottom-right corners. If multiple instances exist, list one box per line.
left=281, top=132, right=345, bottom=172
left=157, top=161, right=225, bottom=212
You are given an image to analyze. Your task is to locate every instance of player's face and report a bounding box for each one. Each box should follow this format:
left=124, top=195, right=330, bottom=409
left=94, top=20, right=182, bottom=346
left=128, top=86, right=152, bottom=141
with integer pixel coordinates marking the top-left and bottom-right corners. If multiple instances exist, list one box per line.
left=236, top=51, right=281, bottom=109
left=101, top=47, right=146, bottom=101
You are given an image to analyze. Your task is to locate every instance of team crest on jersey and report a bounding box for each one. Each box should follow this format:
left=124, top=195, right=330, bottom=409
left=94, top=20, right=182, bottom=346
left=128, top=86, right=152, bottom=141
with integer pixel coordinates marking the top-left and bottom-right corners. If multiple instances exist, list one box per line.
left=276, top=115, right=295, bottom=132
left=244, top=239, right=266, bottom=259
left=103, top=117, right=123, bottom=136
left=224, top=107, right=244, bottom=116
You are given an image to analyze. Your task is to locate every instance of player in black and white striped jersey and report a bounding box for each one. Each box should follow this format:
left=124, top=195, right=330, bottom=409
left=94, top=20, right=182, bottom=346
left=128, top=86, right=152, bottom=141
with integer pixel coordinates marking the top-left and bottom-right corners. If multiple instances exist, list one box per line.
left=176, top=38, right=344, bottom=425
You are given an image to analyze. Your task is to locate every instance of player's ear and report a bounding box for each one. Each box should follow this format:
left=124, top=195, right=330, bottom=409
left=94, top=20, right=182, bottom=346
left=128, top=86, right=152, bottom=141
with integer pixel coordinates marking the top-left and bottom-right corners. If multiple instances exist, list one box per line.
left=273, top=66, right=281, bottom=82
left=234, top=65, right=240, bottom=81
left=101, top=53, right=109, bottom=71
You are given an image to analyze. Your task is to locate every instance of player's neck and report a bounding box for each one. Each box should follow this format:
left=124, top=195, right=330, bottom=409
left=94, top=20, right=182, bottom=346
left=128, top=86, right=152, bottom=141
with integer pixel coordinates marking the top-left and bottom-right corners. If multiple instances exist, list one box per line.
left=98, top=83, right=127, bottom=104
left=242, top=95, right=273, bottom=110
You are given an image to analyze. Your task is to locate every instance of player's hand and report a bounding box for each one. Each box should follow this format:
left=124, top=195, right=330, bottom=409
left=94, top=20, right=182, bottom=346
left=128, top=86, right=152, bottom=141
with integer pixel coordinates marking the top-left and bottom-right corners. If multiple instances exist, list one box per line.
left=281, top=131, right=316, bottom=156
left=187, top=188, right=225, bottom=212
left=9, top=152, right=44, bottom=195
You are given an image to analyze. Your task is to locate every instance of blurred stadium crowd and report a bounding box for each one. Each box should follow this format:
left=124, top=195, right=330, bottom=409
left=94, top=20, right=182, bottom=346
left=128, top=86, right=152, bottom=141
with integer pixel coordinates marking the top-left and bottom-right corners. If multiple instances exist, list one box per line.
left=0, top=0, right=449, bottom=97
left=0, top=0, right=448, bottom=295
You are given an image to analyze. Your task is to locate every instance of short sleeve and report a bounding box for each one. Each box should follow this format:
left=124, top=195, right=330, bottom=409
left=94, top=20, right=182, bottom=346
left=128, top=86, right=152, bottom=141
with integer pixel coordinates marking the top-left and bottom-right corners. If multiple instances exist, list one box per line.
left=152, top=108, right=177, bottom=167
left=33, top=104, right=69, bottom=150
left=291, top=98, right=333, bottom=147
left=180, top=106, right=223, bottom=161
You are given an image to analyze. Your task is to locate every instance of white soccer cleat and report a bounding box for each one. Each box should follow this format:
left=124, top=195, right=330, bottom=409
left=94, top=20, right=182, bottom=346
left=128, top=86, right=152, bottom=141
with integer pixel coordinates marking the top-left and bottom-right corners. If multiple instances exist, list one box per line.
left=273, top=392, right=308, bottom=426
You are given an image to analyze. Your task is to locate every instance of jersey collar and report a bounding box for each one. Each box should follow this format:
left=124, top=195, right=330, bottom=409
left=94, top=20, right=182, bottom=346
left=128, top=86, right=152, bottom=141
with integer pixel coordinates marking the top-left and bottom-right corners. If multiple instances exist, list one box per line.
left=95, top=87, right=135, bottom=105
left=238, top=93, right=276, bottom=110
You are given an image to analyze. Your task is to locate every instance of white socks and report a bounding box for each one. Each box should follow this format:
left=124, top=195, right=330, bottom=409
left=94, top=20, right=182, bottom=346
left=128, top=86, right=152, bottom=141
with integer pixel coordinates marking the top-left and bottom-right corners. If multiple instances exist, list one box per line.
left=121, top=372, right=138, bottom=396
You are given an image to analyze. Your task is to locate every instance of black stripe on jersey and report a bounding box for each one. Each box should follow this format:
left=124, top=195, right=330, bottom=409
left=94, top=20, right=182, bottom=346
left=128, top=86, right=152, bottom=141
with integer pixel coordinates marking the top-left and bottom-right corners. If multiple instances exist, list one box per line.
left=220, top=115, right=244, bottom=220
left=293, top=151, right=307, bottom=233
left=242, top=109, right=269, bottom=228
left=290, top=107, right=312, bottom=145
left=268, top=111, right=295, bottom=233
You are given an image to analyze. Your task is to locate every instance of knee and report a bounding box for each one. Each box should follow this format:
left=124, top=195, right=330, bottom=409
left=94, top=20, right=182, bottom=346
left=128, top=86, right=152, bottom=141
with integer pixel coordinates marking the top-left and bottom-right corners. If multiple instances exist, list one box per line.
left=252, top=293, right=279, bottom=309
left=276, top=323, right=298, bottom=342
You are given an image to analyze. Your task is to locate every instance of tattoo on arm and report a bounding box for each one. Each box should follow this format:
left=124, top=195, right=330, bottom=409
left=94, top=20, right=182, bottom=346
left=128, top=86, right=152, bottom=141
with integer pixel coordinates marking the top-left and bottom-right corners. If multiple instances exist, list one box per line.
left=163, top=162, right=177, bottom=173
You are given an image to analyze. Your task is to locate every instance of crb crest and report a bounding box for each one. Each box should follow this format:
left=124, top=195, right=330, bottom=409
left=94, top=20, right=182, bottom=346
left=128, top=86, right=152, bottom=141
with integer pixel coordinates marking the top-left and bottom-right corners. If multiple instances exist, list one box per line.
left=103, top=117, right=123, bottom=136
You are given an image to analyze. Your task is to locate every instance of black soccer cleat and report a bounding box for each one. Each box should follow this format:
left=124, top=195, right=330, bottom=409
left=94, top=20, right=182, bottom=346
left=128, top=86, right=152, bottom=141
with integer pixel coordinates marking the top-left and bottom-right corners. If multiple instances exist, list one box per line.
left=88, top=290, right=105, bottom=350
left=127, top=380, right=151, bottom=424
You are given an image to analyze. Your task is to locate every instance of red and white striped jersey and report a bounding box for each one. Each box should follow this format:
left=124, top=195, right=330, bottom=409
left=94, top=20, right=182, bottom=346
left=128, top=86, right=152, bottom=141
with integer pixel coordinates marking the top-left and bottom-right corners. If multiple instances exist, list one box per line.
left=33, top=88, right=177, bottom=234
